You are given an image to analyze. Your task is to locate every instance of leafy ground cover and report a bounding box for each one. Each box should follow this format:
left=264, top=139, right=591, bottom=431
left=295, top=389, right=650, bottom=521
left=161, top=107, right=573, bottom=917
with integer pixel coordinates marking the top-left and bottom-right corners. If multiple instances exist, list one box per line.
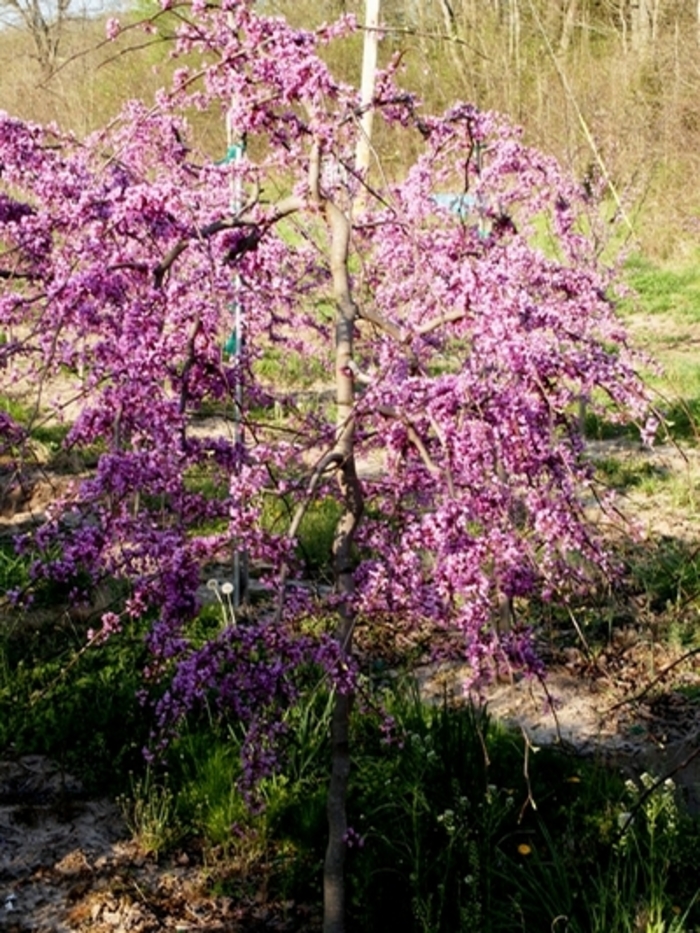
left=4, top=255, right=700, bottom=930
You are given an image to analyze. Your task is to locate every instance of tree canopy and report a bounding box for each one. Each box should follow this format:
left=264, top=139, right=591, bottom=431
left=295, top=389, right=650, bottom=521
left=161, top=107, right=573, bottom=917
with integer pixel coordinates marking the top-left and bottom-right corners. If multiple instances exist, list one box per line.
left=0, top=2, right=651, bottom=929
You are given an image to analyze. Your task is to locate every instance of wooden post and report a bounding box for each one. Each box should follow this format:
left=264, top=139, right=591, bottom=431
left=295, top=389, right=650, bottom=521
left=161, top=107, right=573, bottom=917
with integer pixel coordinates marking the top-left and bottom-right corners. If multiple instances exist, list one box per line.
left=355, top=0, right=380, bottom=183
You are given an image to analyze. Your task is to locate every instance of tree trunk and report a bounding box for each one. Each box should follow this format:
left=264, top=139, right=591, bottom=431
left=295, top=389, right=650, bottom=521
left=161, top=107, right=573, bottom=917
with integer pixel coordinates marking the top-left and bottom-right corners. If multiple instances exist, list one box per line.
left=322, top=10, right=376, bottom=925
left=630, top=0, right=652, bottom=51
left=356, top=0, right=380, bottom=185
left=322, top=198, right=364, bottom=933
left=558, top=0, right=578, bottom=55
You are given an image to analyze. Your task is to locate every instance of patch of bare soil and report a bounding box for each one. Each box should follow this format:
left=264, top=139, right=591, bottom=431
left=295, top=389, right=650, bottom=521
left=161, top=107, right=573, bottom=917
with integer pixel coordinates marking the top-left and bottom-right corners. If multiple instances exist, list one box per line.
left=488, top=652, right=700, bottom=809
left=0, top=757, right=316, bottom=933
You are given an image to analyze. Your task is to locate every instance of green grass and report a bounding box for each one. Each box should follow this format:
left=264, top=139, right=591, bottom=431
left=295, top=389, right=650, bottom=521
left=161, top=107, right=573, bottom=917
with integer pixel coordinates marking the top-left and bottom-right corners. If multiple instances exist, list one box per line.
left=0, top=396, right=28, bottom=430
left=0, top=391, right=92, bottom=471
left=254, top=344, right=331, bottom=390
left=624, top=255, right=700, bottom=323
left=625, top=536, right=700, bottom=617
left=0, top=537, right=29, bottom=594
left=262, top=492, right=341, bottom=580
left=620, top=255, right=700, bottom=445
left=591, top=450, right=700, bottom=515
left=594, top=453, right=666, bottom=489
left=0, top=613, right=151, bottom=792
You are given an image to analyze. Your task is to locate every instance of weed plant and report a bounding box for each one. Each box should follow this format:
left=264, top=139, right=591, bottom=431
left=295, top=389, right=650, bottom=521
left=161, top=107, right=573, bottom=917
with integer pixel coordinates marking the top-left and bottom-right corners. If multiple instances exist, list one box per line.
left=623, top=258, right=700, bottom=324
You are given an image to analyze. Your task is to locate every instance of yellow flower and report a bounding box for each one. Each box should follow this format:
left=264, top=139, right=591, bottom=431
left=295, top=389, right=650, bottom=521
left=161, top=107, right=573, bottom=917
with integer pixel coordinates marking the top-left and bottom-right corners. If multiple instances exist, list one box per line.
left=517, top=843, right=532, bottom=856
left=566, top=775, right=581, bottom=783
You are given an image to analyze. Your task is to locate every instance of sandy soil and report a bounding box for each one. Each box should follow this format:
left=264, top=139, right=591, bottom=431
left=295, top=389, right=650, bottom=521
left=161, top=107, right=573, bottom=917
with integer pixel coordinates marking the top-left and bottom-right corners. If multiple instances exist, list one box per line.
left=0, top=753, right=313, bottom=932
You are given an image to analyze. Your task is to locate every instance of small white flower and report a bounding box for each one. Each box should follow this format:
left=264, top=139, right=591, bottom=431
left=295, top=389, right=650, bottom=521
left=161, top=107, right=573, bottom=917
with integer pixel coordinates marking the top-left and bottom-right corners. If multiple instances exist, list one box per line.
left=206, top=579, right=219, bottom=592
left=221, top=582, right=234, bottom=596
left=618, top=811, right=633, bottom=831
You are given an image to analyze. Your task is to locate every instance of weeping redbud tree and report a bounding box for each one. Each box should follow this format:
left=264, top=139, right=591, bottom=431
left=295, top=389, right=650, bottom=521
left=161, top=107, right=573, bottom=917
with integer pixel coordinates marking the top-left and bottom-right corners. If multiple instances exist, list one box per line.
left=0, top=3, right=649, bottom=930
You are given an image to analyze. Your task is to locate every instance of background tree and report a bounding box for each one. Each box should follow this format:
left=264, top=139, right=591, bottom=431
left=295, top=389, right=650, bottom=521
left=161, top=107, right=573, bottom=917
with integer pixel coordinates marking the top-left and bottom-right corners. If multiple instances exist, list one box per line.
left=0, top=2, right=650, bottom=930
left=0, top=0, right=74, bottom=75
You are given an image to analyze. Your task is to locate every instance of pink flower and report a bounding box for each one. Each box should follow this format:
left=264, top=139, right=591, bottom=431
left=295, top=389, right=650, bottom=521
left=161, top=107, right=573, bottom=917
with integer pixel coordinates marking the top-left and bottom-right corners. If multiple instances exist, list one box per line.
left=105, top=17, right=120, bottom=40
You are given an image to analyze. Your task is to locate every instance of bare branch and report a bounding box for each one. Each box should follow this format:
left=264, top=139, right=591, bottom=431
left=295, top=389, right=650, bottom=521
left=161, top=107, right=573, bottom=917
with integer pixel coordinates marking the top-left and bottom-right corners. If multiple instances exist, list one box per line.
left=369, top=24, right=490, bottom=60
left=344, top=359, right=373, bottom=386
left=377, top=404, right=441, bottom=476
left=416, top=308, right=468, bottom=336
left=152, top=184, right=304, bottom=288
left=356, top=305, right=403, bottom=342
left=357, top=304, right=467, bottom=343
left=405, top=422, right=440, bottom=476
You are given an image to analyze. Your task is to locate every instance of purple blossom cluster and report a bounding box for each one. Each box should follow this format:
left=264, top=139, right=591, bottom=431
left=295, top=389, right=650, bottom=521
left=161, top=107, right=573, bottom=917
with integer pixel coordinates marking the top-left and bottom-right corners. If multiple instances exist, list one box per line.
left=150, top=620, right=355, bottom=793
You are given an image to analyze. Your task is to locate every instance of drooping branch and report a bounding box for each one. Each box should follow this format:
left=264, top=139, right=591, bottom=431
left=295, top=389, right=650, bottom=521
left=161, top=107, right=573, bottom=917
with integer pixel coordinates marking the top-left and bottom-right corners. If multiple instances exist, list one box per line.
left=152, top=189, right=305, bottom=287
left=377, top=403, right=441, bottom=477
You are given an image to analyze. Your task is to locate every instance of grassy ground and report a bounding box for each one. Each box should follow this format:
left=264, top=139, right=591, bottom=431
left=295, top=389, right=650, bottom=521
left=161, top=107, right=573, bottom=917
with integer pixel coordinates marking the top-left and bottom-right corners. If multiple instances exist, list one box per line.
left=622, top=254, right=700, bottom=444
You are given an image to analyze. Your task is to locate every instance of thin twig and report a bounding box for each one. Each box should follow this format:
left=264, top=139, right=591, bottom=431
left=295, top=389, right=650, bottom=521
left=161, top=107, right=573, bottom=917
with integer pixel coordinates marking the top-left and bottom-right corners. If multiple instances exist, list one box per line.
left=518, top=725, right=539, bottom=822
left=606, top=645, right=700, bottom=713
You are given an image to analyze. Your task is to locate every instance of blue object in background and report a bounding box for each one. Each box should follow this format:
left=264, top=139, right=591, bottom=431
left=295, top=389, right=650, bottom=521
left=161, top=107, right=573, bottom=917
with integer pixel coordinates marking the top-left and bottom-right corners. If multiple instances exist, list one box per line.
left=431, top=192, right=490, bottom=238
left=431, top=192, right=479, bottom=216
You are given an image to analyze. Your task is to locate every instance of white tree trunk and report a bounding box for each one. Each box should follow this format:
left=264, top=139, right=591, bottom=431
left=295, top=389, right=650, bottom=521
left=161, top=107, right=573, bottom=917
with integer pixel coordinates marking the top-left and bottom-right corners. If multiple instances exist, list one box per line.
left=630, top=0, right=652, bottom=50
